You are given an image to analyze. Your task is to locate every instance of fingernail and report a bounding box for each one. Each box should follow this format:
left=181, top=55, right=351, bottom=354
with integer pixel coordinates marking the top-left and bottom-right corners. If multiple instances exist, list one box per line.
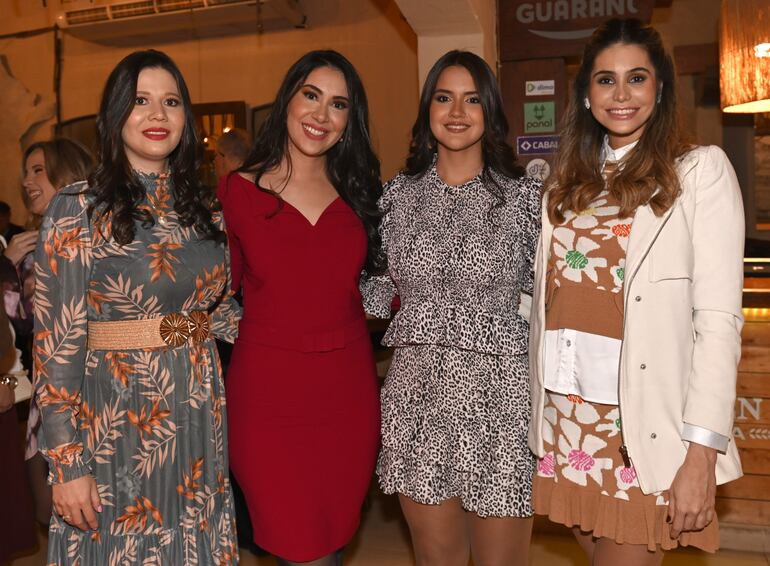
left=97, top=506, right=103, bottom=512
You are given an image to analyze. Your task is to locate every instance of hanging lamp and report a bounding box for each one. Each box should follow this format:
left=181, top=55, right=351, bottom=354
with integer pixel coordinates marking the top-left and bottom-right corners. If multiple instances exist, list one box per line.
left=720, top=0, right=770, bottom=113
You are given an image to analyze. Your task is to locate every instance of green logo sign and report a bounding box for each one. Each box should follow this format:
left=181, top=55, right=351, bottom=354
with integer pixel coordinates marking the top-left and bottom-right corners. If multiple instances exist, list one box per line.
left=524, top=101, right=555, bottom=133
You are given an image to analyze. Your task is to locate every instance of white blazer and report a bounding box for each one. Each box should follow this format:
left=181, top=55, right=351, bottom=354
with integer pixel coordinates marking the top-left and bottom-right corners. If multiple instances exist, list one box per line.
left=528, top=145, right=745, bottom=494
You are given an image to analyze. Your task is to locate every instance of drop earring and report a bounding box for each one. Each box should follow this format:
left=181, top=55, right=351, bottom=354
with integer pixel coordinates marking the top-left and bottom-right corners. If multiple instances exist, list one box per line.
left=656, top=86, right=663, bottom=104
left=584, top=97, right=591, bottom=109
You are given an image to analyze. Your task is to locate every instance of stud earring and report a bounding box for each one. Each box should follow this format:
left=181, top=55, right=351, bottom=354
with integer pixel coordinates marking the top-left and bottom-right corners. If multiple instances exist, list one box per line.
left=584, top=98, right=591, bottom=110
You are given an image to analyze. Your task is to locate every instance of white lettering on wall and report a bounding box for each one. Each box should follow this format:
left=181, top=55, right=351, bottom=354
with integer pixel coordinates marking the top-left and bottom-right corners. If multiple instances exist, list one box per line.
left=736, top=397, right=763, bottom=421
left=516, top=4, right=534, bottom=23
left=554, top=1, right=570, bottom=20
left=515, top=0, right=639, bottom=24
left=572, top=0, right=588, bottom=18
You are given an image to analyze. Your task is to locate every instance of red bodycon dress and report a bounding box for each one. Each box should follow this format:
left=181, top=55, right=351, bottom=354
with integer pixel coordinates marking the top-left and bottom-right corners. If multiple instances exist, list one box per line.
left=220, top=173, right=380, bottom=561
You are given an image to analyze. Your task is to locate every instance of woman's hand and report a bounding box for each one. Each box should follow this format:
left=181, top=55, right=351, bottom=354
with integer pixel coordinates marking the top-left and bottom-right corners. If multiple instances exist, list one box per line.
left=0, top=383, right=13, bottom=412
left=3, top=231, right=38, bottom=266
left=52, top=474, right=102, bottom=531
left=668, top=442, right=717, bottom=537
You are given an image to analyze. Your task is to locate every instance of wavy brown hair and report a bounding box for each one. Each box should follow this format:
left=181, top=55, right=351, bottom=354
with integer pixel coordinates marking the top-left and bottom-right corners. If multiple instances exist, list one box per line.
left=547, top=18, right=691, bottom=225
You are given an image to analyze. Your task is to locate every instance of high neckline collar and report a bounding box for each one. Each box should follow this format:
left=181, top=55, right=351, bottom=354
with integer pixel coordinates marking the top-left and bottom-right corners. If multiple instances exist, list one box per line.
left=134, top=170, right=170, bottom=191
left=428, top=157, right=483, bottom=193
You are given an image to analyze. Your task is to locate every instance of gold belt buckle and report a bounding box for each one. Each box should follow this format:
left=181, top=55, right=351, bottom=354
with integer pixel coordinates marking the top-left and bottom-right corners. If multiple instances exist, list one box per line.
left=158, top=311, right=210, bottom=347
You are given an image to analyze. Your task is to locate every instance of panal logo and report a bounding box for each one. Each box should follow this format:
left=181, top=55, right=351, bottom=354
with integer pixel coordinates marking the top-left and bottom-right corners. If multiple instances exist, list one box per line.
left=524, top=102, right=555, bottom=133
left=516, top=0, right=640, bottom=39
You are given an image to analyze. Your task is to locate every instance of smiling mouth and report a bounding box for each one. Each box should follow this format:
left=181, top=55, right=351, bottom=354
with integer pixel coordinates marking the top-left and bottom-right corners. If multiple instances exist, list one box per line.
left=27, top=189, right=42, bottom=200
left=142, top=129, right=170, bottom=140
left=302, top=123, right=329, bottom=139
left=607, top=108, right=639, bottom=118
left=444, top=123, right=471, bottom=132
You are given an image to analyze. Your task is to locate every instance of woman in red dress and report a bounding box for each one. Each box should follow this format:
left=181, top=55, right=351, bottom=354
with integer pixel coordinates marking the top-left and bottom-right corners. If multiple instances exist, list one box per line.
left=220, top=50, right=383, bottom=565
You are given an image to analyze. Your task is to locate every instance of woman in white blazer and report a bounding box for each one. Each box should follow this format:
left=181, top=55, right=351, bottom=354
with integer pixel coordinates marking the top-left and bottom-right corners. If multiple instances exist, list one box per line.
left=528, top=18, right=743, bottom=565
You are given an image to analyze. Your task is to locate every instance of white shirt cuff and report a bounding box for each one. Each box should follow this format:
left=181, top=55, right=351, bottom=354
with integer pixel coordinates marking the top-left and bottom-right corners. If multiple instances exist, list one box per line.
left=682, top=423, right=730, bottom=453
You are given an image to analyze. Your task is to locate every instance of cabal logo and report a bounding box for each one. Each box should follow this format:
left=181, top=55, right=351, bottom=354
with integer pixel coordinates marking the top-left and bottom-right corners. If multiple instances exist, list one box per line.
left=516, top=0, right=640, bottom=39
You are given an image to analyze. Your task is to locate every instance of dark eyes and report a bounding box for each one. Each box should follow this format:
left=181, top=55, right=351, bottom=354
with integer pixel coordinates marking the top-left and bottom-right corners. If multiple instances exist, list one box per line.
left=134, top=96, right=181, bottom=106
left=433, top=94, right=481, bottom=104
left=596, top=75, right=647, bottom=85
left=302, top=90, right=348, bottom=110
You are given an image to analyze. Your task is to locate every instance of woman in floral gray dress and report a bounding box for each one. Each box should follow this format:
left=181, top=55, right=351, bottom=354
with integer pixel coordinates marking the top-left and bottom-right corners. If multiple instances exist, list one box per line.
left=362, top=51, right=541, bottom=566
left=34, top=50, right=240, bottom=564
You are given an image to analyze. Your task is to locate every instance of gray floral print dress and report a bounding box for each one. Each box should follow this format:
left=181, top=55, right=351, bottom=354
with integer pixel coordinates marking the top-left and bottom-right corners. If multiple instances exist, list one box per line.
left=361, top=165, right=542, bottom=517
left=34, top=173, right=241, bottom=565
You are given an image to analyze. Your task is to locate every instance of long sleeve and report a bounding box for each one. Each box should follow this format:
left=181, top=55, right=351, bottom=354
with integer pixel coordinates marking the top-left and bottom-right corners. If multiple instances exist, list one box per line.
left=683, top=145, right=744, bottom=438
left=518, top=179, right=543, bottom=321
left=360, top=180, right=397, bottom=319
left=209, top=210, right=242, bottom=344
left=33, top=188, right=92, bottom=484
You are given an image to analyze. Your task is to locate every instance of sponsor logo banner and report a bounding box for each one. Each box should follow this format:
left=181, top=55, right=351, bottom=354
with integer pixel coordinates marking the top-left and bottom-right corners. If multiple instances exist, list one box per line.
left=526, top=79, right=555, bottom=96
left=524, top=101, right=555, bottom=133
left=500, top=0, right=655, bottom=60
left=517, top=134, right=560, bottom=155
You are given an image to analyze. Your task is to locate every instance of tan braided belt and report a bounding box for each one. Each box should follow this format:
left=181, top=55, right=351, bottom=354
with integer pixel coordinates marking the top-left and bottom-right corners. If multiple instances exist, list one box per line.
left=87, top=311, right=211, bottom=350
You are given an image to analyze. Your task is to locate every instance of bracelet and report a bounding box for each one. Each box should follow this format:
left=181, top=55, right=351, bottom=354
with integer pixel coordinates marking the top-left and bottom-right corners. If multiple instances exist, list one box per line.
left=0, top=375, right=18, bottom=390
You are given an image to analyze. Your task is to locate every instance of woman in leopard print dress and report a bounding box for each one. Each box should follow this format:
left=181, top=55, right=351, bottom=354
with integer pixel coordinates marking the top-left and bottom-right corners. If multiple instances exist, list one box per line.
left=361, top=51, right=541, bottom=566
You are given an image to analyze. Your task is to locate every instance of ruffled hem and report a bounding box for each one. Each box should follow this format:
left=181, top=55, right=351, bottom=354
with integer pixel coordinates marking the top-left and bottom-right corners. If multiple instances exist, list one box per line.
left=533, top=475, right=719, bottom=552
left=382, top=301, right=529, bottom=355
left=378, top=449, right=534, bottom=518
left=47, top=511, right=239, bottom=565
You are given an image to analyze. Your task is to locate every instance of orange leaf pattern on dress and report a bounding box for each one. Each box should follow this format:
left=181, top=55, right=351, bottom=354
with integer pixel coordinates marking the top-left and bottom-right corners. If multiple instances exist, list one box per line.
left=34, top=179, right=240, bottom=565
left=147, top=241, right=183, bottom=282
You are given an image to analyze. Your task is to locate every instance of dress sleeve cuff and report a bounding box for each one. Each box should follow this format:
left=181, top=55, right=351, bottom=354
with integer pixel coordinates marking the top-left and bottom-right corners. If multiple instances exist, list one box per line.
left=43, top=444, right=92, bottom=485
left=682, top=422, right=730, bottom=453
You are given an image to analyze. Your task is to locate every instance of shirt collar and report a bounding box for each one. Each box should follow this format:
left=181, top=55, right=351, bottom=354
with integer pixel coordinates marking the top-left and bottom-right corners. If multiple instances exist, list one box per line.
left=601, top=136, right=638, bottom=164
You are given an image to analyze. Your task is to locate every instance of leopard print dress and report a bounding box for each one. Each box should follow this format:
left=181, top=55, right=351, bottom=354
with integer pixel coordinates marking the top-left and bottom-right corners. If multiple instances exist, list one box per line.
left=361, top=164, right=542, bottom=517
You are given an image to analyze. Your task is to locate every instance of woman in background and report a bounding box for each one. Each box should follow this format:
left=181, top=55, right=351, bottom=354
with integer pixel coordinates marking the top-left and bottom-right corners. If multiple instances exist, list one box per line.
left=1, top=138, right=95, bottom=526
left=35, top=50, right=240, bottom=564
left=362, top=50, right=541, bottom=566
left=221, top=50, right=382, bottom=566
left=529, top=18, right=744, bottom=565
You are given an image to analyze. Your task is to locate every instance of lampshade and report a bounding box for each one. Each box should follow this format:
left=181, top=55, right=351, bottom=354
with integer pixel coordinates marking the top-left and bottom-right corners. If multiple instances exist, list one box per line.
left=720, top=0, right=770, bottom=113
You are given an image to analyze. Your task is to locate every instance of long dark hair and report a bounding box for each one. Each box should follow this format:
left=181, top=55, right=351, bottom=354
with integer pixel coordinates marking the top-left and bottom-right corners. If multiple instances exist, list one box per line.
left=405, top=50, right=523, bottom=204
left=88, top=49, right=223, bottom=245
left=547, top=18, right=690, bottom=225
left=238, top=50, right=383, bottom=274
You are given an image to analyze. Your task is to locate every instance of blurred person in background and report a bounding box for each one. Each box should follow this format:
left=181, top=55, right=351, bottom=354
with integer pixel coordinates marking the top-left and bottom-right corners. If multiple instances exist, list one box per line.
left=0, top=200, right=24, bottom=243
left=0, top=138, right=94, bottom=527
left=0, top=295, right=37, bottom=563
left=215, top=128, right=251, bottom=180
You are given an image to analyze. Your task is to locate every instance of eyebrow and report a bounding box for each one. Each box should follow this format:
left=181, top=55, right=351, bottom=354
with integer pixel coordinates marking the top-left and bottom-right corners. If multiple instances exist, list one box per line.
left=592, top=66, right=651, bottom=77
left=301, top=83, right=350, bottom=102
left=434, top=88, right=479, bottom=95
left=135, top=90, right=181, bottom=97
